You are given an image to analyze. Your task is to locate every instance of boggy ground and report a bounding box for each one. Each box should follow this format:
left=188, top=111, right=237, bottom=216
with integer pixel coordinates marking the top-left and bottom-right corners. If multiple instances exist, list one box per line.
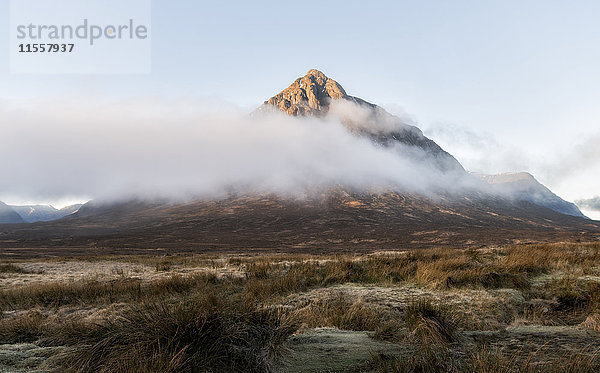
left=0, top=242, right=599, bottom=372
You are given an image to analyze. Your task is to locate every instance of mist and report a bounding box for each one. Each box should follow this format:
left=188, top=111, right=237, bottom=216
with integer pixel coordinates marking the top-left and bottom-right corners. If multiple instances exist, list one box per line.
left=425, top=122, right=600, bottom=209
left=0, top=97, right=473, bottom=205
left=576, top=197, right=600, bottom=212
left=424, top=123, right=533, bottom=175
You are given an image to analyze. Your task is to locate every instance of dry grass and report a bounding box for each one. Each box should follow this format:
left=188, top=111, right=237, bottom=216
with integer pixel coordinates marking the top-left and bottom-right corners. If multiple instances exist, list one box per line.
left=0, top=294, right=296, bottom=372
left=242, top=247, right=535, bottom=305
left=0, top=242, right=599, bottom=372
left=290, top=292, right=388, bottom=331
left=465, top=346, right=600, bottom=373
left=0, top=263, right=37, bottom=274
left=526, top=276, right=600, bottom=325
left=365, top=346, right=600, bottom=373
left=0, top=273, right=221, bottom=310
left=52, top=295, right=296, bottom=373
left=0, top=309, right=47, bottom=343
left=364, top=347, right=458, bottom=373
left=404, top=298, right=456, bottom=345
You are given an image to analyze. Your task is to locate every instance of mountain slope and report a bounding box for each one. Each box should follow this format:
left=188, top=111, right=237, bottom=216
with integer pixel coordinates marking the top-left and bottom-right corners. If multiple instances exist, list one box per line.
left=474, top=172, right=587, bottom=219
left=0, top=202, right=25, bottom=224
left=0, top=192, right=598, bottom=254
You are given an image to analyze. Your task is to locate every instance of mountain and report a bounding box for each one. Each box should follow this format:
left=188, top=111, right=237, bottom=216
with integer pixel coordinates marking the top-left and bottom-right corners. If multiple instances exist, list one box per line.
left=10, top=204, right=83, bottom=223
left=0, top=202, right=25, bottom=224
left=259, top=69, right=464, bottom=173
left=259, top=70, right=585, bottom=218
left=0, top=69, right=598, bottom=254
left=474, top=172, right=587, bottom=219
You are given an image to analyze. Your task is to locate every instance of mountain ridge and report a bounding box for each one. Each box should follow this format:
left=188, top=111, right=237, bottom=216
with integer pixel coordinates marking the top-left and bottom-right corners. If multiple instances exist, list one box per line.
left=10, top=204, right=83, bottom=223
left=473, top=172, right=587, bottom=219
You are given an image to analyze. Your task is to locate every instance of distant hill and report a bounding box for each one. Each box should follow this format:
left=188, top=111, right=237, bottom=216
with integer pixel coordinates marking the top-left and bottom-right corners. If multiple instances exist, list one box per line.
left=10, top=204, right=82, bottom=223
left=474, top=172, right=587, bottom=219
left=0, top=202, right=25, bottom=224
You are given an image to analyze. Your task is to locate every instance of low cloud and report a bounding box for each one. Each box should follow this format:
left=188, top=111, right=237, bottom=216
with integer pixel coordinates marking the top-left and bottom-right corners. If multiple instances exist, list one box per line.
left=576, top=197, right=600, bottom=212
left=541, top=134, right=600, bottom=182
left=424, top=123, right=532, bottom=175
left=328, top=99, right=414, bottom=135
left=0, top=97, right=472, bottom=204
left=425, top=122, right=600, bottom=204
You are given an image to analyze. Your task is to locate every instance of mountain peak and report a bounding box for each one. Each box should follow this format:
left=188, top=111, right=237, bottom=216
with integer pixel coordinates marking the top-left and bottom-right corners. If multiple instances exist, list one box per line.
left=263, top=69, right=349, bottom=116
left=304, top=68, right=328, bottom=82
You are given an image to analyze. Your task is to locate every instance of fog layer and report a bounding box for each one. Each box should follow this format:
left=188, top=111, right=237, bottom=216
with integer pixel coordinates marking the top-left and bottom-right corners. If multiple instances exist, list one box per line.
left=0, top=98, right=470, bottom=203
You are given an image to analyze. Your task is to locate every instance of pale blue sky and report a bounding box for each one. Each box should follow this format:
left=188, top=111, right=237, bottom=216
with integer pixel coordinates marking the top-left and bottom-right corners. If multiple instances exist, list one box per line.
left=1, top=0, right=600, bottom=216
left=3, top=0, right=600, bottom=108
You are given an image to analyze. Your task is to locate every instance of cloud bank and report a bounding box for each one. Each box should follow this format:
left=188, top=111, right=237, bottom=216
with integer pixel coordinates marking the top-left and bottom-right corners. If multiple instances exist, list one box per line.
left=424, top=123, right=532, bottom=175
left=0, top=97, right=470, bottom=204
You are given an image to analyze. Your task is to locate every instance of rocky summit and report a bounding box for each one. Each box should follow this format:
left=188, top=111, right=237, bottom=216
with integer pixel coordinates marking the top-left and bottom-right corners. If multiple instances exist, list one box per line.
left=261, top=69, right=367, bottom=116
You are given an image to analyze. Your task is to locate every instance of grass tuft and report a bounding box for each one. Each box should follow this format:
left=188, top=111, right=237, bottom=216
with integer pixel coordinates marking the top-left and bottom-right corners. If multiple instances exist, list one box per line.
left=52, top=294, right=296, bottom=373
left=404, top=299, right=456, bottom=345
